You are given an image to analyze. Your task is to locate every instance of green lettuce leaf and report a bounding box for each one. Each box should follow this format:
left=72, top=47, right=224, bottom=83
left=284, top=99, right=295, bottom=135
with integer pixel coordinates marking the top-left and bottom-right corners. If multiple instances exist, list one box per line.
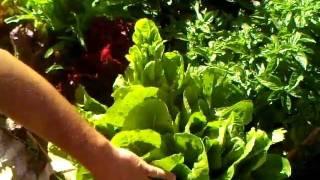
left=75, top=85, right=107, bottom=114
left=111, top=129, right=161, bottom=156
left=151, top=153, right=184, bottom=172
left=94, top=85, right=159, bottom=128
left=173, top=133, right=210, bottom=180
left=122, top=98, right=174, bottom=133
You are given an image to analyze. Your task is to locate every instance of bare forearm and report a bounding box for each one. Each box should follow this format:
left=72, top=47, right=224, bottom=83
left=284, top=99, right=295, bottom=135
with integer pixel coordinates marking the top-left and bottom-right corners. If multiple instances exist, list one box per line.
left=0, top=49, right=115, bottom=177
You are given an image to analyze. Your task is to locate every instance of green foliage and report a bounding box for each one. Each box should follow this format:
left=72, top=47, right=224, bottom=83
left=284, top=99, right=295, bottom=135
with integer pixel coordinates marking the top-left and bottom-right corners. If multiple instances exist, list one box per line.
left=111, top=129, right=162, bottom=156
left=151, top=153, right=184, bottom=172
left=5, top=0, right=92, bottom=46
left=5, top=0, right=313, bottom=179
left=184, top=0, right=320, bottom=146
left=95, top=86, right=174, bottom=134
left=75, top=85, right=107, bottom=114
left=3, top=0, right=159, bottom=49
left=75, top=18, right=291, bottom=180
left=75, top=85, right=107, bottom=124
left=3, top=0, right=195, bottom=50
left=45, top=63, right=64, bottom=74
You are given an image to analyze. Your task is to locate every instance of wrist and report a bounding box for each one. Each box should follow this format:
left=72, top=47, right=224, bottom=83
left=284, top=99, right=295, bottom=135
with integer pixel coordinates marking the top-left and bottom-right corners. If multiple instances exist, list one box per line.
left=88, top=142, right=120, bottom=179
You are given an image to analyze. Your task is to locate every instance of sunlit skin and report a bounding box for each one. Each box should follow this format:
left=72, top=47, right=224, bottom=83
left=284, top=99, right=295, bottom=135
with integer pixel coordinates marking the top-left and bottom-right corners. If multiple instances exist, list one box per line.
left=0, top=49, right=175, bottom=180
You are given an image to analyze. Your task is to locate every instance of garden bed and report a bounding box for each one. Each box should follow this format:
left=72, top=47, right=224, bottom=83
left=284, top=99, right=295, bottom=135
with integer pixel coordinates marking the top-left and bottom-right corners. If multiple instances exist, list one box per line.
left=1, top=0, right=320, bottom=179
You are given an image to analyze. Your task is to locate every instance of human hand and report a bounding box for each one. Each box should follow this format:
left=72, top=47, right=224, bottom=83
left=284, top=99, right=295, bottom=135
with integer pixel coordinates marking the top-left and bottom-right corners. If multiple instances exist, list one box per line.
left=0, top=48, right=174, bottom=180
left=94, top=148, right=176, bottom=180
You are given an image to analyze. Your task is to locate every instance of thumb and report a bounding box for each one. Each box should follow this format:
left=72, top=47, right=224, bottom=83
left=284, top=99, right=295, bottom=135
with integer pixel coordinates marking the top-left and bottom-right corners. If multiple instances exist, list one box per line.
left=141, top=161, right=176, bottom=180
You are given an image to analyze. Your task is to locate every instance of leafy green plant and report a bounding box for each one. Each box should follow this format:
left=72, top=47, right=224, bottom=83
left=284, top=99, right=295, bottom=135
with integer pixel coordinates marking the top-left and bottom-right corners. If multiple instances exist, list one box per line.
left=6, top=0, right=319, bottom=178
left=3, top=0, right=192, bottom=48
left=3, top=0, right=155, bottom=49
left=183, top=0, right=320, bottom=147
left=72, top=18, right=291, bottom=180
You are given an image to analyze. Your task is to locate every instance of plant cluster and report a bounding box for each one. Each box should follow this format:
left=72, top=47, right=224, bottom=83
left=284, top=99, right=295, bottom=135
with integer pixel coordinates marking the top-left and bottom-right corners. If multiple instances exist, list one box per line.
left=74, top=19, right=291, bottom=180
left=2, top=0, right=320, bottom=179
left=184, top=0, right=320, bottom=146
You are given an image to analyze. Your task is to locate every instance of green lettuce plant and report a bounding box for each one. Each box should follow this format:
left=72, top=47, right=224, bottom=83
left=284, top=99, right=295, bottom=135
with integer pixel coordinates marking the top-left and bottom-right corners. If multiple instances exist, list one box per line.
left=73, top=18, right=291, bottom=180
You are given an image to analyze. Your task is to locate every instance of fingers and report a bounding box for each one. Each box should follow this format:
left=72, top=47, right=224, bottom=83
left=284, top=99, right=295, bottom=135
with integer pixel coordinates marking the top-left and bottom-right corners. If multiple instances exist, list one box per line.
left=141, top=161, right=176, bottom=180
left=117, top=148, right=176, bottom=180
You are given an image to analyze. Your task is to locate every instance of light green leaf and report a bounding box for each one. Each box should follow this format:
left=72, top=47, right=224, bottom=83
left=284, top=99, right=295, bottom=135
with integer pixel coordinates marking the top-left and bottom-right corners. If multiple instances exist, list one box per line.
left=75, top=85, right=107, bottom=114
left=142, top=148, right=167, bottom=162
left=149, top=41, right=165, bottom=61
left=218, top=128, right=256, bottom=180
left=265, top=58, right=279, bottom=73
left=205, top=120, right=228, bottom=144
left=133, top=18, right=162, bottom=45
left=94, top=86, right=159, bottom=128
left=173, top=133, right=203, bottom=166
left=288, top=73, right=304, bottom=91
left=151, top=154, right=184, bottom=172
left=112, top=85, right=136, bottom=101
left=125, top=45, right=146, bottom=82
left=295, top=53, right=308, bottom=69
left=174, top=133, right=210, bottom=180
left=183, top=84, right=201, bottom=113
left=222, top=137, right=245, bottom=167
left=285, top=95, right=292, bottom=112
left=257, top=75, right=283, bottom=91
left=126, top=45, right=145, bottom=64
left=45, top=63, right=64, bottom=74
left=242, top=129, right=272, bottom=169
left=111, top=129, right=161, bottom=156
left=173, top=164, right=192, bottom=180
left=143, top=61, right=157, bottom=84
left=204, top=137, right=222, bottom=171
left=216, top=100, right=254, bottom=126
left=218, top=128, right=270, bottom=180
left=44, top=48, right=54, bottom=59
left=188, top=147, right=210, bottom=180
left=123, top=98, right=174, bottom=133
left=162, top=51, right=184, bottom=86
left=185, top=112, right=207, bottom=135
